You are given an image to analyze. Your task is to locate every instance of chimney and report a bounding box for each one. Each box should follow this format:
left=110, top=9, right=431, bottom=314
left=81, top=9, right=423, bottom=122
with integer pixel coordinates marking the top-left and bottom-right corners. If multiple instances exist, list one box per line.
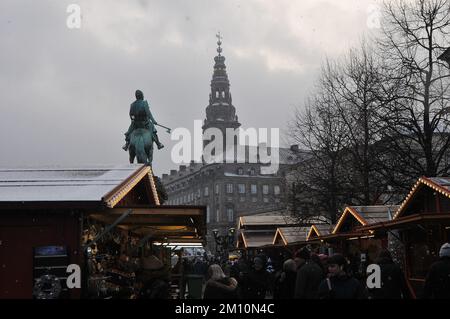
left=162, top=173, right=168, bottom=179
left=180, top=165, right=187, bottom=171
left=290, top=144, right=299, bottom=152
left=170, top=170, right=177, bottom=176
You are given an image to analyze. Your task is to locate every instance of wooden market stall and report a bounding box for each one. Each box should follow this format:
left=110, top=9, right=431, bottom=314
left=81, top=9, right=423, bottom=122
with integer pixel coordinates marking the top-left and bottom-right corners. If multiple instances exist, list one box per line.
left=306, top=224, right=335, bottom=255
left=236, top=214, right=297, bottom=258
left=0, top=165, right=206, bottom=299
left=330, top=205, right=398, bottom=264
left=272, top=226, right=310, bottom=252
left=358, top=177, right=450, bottom=297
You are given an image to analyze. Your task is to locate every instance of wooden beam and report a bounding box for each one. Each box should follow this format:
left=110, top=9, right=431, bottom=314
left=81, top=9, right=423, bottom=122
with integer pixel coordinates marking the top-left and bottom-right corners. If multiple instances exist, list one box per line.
left=95, top=207, right=204, bottom=216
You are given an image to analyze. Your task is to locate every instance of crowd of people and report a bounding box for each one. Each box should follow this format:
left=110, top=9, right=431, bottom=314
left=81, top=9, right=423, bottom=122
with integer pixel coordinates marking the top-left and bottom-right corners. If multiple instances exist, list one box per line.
left=131, top=242, right=450, bottom=299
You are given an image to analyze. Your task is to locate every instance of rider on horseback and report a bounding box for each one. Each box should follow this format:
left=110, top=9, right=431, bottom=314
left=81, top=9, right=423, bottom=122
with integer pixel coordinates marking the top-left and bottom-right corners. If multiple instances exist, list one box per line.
left=123, top=90, right=164, bottom=151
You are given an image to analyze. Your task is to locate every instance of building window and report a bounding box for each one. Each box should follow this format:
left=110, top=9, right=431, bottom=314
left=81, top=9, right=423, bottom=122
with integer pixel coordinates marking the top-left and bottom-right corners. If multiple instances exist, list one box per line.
left=215, top=184, right=220, bottom=195
left=226, top=183, right=233, bottom=194
left=250, top=168, right=256, bottom=176
left=251, top=184, right=257, bottom=194
left=263, top=185, right=269, bottom=195
left=204, top=186, right=209, bottom=196
left=227, top=208, right=234, bottom=222
left=263, top=197, right=269, bottom=203
left=237, top=167, right=244, bottom=175
left=197, top=189, right=201, bottom=199
left=238, top=184, right=245, bottom=194
left=216, top=208, right=220, bottom=222
left=275, top=198, right=280, bottom=203
left=206, top=206, right=210, bottom=223
left=240, top=197, right=245, bottom=202
left=274, top=185, right=280, bottom=196
left=252, top=197, right=257, bottom=203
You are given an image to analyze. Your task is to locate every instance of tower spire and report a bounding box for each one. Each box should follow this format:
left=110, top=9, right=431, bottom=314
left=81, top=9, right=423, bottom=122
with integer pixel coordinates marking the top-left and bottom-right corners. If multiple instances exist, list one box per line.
left=202, top=33, right=241, bottom=152
left=216, top=32, right=223, bottom=56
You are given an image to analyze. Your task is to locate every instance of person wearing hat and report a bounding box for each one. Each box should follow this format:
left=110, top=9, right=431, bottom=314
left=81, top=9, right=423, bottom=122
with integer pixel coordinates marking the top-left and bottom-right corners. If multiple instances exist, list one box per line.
left=423, top=242, right=450, bottom=299
left=294, top=247, right=324, bottom=299
left=318, top=253, right=368, bottom=299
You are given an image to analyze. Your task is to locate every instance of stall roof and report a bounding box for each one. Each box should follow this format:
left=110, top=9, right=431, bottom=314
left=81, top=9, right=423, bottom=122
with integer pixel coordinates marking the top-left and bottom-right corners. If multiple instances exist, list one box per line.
left=333, top=205, right=398, bottom=234
left=273, top=227, right=310, bottom=246
left=0, top=165, right=159, bottom=208
left=237, top=230, right=275, bottom=249
left=306, top=224, right=334, bottom=241
left=393, top=176, right=450, bottom=219
left=238, top=215, right=297, bottom=230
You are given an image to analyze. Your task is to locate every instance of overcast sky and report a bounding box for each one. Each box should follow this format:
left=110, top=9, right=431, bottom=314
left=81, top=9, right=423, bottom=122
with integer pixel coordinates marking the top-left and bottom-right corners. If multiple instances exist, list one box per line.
left=0, top=0, right=382, bottom=175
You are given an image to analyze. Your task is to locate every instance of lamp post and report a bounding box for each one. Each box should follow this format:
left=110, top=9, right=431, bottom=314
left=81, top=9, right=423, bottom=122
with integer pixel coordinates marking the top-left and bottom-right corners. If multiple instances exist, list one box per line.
left=212, top=228, right=235, bottom=263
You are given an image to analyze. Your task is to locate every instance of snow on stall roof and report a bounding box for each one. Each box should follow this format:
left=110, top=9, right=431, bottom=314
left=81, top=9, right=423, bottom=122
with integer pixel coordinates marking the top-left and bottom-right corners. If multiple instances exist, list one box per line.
left=0, top=164, right=144, bottom=202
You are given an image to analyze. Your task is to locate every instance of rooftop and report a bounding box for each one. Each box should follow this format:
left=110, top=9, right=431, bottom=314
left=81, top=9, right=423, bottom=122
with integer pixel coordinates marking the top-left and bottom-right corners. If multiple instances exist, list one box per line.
left=0, top=164, right=155, bottom=206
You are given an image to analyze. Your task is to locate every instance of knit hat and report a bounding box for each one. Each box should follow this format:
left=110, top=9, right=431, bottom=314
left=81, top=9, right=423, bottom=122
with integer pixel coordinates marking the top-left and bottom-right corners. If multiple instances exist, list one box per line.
left=439, top=243, right=450, bottom=258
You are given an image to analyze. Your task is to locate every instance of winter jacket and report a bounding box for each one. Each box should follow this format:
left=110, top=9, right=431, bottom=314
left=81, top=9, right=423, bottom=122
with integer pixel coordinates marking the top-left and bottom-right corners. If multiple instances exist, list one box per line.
left=318, top=274, right=368, bottom=299
left=369, top=257, right=411, bottom=299
left=423, top=257, right=450, bottom=299
left=241, top=269, right=269, bottom=299
left=294, top=261, right=324, bottom=299
left=273, top=270, right=297, bottom=299
left=203, top=277, right=238, bottom=299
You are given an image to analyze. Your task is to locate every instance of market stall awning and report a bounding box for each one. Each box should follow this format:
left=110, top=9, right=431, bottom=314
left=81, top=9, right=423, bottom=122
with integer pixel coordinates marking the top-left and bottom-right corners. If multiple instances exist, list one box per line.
left=89, top=206, right=206, bottom=242
left=273, top=227, right=309, bottom=246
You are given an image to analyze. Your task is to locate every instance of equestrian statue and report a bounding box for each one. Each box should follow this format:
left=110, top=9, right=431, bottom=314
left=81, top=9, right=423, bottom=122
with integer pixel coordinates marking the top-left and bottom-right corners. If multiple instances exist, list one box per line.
left=123, top=90, right=169, bottom=165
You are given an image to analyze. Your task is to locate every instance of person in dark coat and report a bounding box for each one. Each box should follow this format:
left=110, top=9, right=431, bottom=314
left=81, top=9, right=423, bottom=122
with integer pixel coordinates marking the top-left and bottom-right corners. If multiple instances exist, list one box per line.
left=369, top=249, right=411, bottom=299
left=318, top=254, right=368, bottom=299
left=423, top=243, right=450, bottom=299
left=241, top=256, right=270, bottom=299
left=203, top=264, right=238, bottom=299
left=294, top=247, right=324, bottom=299
left=273, top=259, right=297, bottom=299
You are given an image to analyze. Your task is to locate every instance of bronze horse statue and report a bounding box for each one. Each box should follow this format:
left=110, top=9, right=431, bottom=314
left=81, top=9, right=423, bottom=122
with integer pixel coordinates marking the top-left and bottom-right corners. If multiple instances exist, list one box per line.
left=128, top=127, right=153, bottom=165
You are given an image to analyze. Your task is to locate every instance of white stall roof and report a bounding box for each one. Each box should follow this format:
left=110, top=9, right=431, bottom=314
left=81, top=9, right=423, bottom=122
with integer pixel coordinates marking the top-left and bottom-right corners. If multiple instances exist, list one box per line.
left=0, top=164, right=144, bottom=202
